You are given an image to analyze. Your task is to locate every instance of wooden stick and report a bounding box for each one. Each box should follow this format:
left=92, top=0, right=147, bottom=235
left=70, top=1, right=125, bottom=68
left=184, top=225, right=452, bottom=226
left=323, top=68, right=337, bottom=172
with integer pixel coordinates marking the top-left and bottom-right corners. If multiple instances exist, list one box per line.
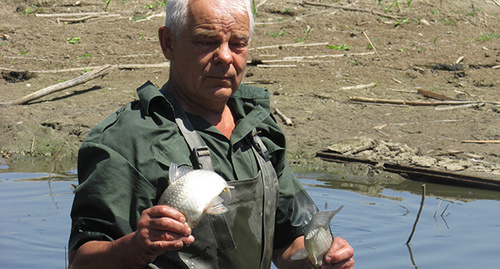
left=417, top=89, right=454, bottom=101
left=406, top=184, right=426, bottom=245
left=274, top=108, right=293, bottom=126
left=57, top=15, right=97, bottom=23
left=493, top=65, right=500, bottom=69
left=340, top=82, right=377, bottom=90
left=362, top=31, right=380, bottom=59
left=434, top=103, right=484, bottom=111
left=35, top=12, right=109, bottom=17
left=349, top=96, right=484, bottom=106
left=250, top=42, right=328, bottom=50
left=0, top=65, right=112, bottom=106
left=455, top=56, right=465, bottom=64
left=302, top=0, right=402, bottom=20
left=491, top=0, right=500, bottom=8
left=256, top=64, right=297, bottom=68
left=462, top=140, right=500, bottom=144
left=0, top=62, right=169, bottom=74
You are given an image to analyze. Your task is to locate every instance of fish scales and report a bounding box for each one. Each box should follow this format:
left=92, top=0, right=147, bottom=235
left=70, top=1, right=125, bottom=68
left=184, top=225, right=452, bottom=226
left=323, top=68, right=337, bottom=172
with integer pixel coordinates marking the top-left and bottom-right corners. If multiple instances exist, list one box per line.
left=291, top=203, right=344, bottom=268
left=158, top=163, right=232, bottom=228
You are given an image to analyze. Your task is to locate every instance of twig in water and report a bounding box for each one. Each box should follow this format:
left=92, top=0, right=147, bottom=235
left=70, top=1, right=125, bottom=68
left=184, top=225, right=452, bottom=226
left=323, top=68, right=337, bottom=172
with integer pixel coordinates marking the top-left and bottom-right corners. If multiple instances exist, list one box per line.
left=440, top=203, right=449, bottom=217
left=362, top=31, right=380, bottom=59
left=406, top=184, right=426, bottom=245
left=434, top=200, right=442, bottom=217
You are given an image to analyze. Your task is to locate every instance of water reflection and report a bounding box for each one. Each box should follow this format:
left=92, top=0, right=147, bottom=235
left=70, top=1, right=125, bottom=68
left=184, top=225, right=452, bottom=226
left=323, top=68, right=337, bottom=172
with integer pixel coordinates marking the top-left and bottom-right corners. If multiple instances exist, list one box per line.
left=1, top=160, right=499, bottom=269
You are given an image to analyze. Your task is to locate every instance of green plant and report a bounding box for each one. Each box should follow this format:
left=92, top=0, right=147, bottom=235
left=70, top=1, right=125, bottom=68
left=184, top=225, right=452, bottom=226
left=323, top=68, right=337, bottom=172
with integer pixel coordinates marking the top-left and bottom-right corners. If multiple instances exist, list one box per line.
left=378, top=0, right=412, bottom=13
left=157, top=0, right=167, bottom=7
left=395, top=18, right=410, bottom=27
left=268, top=30, right=285, bottom=37
left=477, top=33, right=500, bottom=42
left=67, top=37, right=81, bottom=44
left=438, top=19, right=456, bottom=25
left=17, top=51, right=28, bottom=56
left=77, top=54, right=92, bottom=59
left=327, top=44, right=352, bottom=51
left=103, top=0, right=111, bottom=11
left=145, top=4, right=154, bottom=9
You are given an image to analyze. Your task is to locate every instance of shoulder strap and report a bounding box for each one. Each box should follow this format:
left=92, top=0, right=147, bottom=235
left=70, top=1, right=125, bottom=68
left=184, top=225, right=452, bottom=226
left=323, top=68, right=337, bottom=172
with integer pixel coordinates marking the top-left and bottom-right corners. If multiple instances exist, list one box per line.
left=161, top=90, right=213, bottom=171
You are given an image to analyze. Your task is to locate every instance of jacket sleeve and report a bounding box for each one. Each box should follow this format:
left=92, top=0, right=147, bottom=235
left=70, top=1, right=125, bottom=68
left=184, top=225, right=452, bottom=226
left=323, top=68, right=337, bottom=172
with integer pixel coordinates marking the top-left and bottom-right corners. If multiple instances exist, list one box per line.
left=69, top=141, right=157, bottom=251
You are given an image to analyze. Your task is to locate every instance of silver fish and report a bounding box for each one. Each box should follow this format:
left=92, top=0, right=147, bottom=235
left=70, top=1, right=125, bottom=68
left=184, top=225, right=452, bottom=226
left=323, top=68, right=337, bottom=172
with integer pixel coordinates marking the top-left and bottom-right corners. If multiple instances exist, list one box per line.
left=291, top=203, right=344, bottom=268
left=158, top=163, right=232, bottom=228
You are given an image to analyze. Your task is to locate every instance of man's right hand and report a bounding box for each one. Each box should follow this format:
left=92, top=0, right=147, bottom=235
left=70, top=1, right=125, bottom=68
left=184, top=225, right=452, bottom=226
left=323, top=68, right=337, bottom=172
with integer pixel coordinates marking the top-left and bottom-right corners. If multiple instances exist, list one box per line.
left=132, top=205, right=195, bottom=260
left=69, top=205, right=194, bottom=269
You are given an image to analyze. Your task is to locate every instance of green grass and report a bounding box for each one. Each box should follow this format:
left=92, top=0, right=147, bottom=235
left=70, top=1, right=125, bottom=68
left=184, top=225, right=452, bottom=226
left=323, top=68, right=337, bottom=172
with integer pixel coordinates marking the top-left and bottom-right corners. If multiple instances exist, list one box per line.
left=477, top=33, right=500, bottom=42
left=66, top=37, right=81, bottom=44
left=268, top=30, right=286, bottom=37
left=327, top=44, right=352, bottom=51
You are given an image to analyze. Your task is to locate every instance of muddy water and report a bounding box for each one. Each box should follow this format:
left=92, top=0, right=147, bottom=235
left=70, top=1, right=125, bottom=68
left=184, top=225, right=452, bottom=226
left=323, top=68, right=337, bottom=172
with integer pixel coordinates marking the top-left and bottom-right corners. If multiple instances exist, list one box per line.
left=1, top=161, right=499, bottom=268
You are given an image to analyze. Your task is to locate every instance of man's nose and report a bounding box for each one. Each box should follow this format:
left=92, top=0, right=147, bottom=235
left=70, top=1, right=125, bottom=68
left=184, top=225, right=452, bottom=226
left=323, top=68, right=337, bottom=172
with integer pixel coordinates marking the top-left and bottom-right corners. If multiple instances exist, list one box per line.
left=213, top=43, right=232, bottom=65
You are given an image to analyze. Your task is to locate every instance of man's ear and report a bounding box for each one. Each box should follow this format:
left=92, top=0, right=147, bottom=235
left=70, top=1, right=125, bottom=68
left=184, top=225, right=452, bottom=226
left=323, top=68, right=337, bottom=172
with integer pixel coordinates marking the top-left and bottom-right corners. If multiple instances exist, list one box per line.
left=159, top=26, right=174, bottom=60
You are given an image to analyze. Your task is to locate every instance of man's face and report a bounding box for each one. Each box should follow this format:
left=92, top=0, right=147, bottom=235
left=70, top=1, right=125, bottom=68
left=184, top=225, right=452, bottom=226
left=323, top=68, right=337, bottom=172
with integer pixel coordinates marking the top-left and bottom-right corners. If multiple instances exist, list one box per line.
left=162, top=0, right=250, bottom=111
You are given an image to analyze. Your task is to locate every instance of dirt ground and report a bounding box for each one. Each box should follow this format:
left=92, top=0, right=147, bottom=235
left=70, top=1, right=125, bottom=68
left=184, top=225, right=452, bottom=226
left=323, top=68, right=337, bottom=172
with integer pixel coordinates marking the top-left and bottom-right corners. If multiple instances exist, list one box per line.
left=1, top=0, right=499, bottom=181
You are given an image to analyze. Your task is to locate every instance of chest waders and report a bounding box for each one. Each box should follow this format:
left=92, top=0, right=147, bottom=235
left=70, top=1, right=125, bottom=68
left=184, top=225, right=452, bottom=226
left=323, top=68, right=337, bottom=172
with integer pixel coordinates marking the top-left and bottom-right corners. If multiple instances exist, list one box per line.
left=157, top=92, right=279, bottom=269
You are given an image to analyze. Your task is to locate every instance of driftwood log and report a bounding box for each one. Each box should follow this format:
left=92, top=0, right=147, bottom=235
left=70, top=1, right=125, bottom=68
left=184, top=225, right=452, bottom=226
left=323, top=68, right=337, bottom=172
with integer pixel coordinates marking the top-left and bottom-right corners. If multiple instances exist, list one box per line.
left=0, top=65, right=112, bottom=106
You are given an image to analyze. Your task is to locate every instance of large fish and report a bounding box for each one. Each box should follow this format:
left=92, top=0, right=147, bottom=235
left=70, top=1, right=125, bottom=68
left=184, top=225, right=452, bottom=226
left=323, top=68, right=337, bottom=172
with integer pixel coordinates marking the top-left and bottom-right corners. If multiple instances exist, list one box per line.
left=158, top=163, right=232, bottom=228
left=291, top=203, right=344, bottom=268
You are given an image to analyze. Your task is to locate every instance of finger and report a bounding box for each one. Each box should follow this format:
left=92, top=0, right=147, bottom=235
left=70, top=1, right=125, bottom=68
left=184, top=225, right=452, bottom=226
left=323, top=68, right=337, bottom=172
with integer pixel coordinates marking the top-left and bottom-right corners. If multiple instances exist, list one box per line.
left=148, top=229, right=192, bottom=242
left=324, top=237, right=354, bottom=265
left=151, top=235, right=195, bottom=251
left=148, top=217, right=192, bottom=236
left=146, top=205, right=187, bottom=222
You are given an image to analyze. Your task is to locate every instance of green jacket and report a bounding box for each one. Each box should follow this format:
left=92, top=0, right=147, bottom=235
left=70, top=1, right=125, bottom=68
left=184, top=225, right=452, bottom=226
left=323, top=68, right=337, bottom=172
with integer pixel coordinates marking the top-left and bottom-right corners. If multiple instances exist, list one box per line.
left=69, top=82, right=318, bottom=267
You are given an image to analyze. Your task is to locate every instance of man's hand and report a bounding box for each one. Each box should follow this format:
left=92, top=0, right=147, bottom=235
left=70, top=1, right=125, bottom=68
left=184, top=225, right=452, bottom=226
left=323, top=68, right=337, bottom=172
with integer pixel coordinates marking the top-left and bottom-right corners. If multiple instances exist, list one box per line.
left=132, top=205, right=195, bottom=260
left=321, top=237, right=354, bottom=269
left=69, top=205, right=194, bottom=269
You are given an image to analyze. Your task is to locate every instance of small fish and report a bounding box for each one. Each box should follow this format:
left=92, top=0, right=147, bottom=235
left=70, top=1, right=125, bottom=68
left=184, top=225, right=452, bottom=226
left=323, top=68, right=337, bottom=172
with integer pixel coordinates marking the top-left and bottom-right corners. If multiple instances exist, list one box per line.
left=291, top=203, right=344, bottom=268
left=158, top=163, right=232, bottom=228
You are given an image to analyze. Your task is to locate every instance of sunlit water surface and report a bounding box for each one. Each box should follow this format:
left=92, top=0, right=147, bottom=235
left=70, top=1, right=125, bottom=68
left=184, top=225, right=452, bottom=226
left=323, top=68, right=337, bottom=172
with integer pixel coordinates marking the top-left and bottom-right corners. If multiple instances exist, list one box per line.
left=1, top=165, right=499, bottom=268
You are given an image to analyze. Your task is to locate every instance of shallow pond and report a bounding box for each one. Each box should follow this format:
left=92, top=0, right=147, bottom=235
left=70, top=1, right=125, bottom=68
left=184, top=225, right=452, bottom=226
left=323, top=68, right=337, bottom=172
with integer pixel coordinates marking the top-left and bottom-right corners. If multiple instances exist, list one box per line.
left=1, top=161, right=499, bottom=268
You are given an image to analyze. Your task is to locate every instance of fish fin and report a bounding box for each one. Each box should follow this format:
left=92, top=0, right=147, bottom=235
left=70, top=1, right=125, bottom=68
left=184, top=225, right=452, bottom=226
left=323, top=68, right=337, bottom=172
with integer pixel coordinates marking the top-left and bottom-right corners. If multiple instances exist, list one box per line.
left=290, top=248, right=308, bottom=261
left=168, top=163, right=194, bottom=184
left=205, top=196, right=228, bottom=215
left=219, top=186, right=233, bottom=204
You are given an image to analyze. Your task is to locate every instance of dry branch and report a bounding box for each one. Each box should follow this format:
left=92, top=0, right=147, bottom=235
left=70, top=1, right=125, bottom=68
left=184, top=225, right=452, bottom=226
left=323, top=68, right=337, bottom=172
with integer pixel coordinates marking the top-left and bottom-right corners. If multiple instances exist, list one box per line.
left=462, top=140, right=500, bottom=144
left=406, top=184, right=426, bottom=245
left=0, top=65, right=112, bottom=106
left=302, top=0, right=402, bottom=20
left=250, top=42, right=328, bottom=50
left=362, top=31, right=380, bottom=59
left=417, top=89, right=454, bottom=101
left=434, top=103, right=484, bottom=111
left=274, top=108, right=293, bottom=126
left=340, top=82, right=377, bottom=90
left=349, top=96, right=483, bottom=106
left=35, top=12, right=109, bottom=17
left=57, top=15, right=97, bottom=23
left=0, top=62, right=169, bottom=74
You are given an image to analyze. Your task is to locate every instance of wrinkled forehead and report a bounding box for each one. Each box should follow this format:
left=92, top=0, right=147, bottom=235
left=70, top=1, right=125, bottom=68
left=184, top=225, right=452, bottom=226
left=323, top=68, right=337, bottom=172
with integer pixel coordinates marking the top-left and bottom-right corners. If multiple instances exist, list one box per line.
left=186, top=0, right=251, bottom=32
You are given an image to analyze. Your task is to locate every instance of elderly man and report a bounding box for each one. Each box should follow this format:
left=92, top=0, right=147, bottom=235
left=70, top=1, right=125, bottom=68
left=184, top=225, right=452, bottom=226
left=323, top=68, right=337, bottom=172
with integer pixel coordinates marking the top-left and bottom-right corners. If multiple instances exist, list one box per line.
left=68, top=0, right=354, bottom=268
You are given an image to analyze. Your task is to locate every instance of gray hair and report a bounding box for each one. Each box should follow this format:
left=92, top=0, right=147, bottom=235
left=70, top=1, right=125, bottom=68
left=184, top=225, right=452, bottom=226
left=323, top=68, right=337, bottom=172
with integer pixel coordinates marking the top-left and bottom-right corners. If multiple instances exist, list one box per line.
left=165, top=0, right=254, bottom=38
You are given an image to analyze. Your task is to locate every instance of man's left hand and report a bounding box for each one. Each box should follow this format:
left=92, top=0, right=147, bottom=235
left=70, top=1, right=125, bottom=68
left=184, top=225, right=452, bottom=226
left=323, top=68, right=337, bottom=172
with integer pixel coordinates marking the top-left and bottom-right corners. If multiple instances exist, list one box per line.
left=321, top=237, right=354, bottom=269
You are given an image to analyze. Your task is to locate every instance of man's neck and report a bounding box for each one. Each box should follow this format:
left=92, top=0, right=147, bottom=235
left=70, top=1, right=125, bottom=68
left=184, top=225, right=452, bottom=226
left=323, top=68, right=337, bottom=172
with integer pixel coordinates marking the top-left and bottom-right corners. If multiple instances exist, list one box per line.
left=165, top=82, right=235, bottom=139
